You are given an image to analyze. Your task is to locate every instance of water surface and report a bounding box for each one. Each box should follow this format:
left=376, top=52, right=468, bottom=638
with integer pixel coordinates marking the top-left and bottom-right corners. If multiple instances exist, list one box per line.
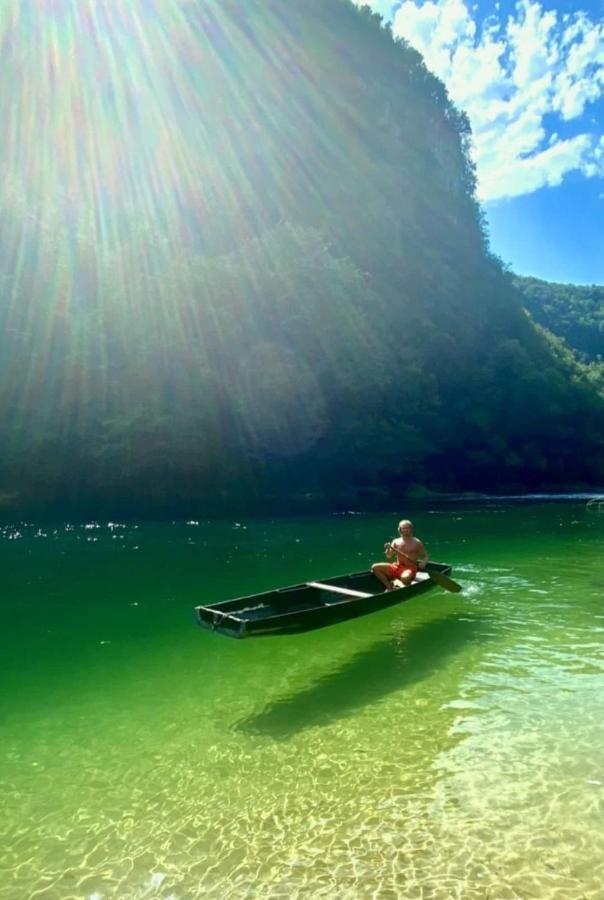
left=1, top=502, right=603, bottom=898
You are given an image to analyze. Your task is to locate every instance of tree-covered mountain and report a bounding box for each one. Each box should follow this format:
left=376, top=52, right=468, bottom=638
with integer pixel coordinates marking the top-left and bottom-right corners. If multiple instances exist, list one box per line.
left=1, top=0, right=603, bottom=515
left=514, top=275, right=604, bottom=362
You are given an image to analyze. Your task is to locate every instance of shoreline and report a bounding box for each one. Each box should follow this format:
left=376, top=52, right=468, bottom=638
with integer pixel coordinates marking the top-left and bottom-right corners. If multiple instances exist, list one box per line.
left=0, top=490, right=603, bottom=526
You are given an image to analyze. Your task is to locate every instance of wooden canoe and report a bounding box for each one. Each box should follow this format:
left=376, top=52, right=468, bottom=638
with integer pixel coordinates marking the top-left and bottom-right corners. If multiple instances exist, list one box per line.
left=195, top=562, right=454, bottom=638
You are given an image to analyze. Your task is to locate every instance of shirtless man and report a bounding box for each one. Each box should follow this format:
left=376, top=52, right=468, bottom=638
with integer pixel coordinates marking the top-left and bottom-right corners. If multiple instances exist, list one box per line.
left=371, top=520, right=428, bottom=591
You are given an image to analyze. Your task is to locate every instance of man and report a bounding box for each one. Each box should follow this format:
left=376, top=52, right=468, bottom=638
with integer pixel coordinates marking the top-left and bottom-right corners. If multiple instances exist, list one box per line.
left=371, top=519, right=428, bottom=591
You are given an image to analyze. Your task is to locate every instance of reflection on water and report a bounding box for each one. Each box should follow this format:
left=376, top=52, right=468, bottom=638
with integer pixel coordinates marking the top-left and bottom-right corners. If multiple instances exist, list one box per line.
left=238, top=614, right=492, bottom=739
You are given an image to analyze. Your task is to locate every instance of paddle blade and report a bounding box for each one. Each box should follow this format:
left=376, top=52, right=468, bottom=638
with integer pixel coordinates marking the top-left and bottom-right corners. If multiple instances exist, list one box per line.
left=427, top=570, right=462, bottom=593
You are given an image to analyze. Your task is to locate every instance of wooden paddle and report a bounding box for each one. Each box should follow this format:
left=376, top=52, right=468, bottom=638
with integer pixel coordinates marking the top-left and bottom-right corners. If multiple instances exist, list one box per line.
left=386, top=541, right=462, bottom=593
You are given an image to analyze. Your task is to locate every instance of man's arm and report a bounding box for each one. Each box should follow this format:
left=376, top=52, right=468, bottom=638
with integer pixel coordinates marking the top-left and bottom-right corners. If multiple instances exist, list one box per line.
left=386, top=540, right=410, bottom=562
left=416, top=541, right=429, bottom=569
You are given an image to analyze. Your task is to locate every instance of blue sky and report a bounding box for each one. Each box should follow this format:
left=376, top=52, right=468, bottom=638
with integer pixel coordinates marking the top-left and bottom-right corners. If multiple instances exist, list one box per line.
left=356, top=0, right=604, bottom=285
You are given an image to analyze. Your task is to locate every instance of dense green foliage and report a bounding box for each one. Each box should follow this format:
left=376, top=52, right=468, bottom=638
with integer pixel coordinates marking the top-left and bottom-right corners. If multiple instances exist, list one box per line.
left=1, top=0, right=603, bottom=515
left=514, top=275, right=604, bottom=361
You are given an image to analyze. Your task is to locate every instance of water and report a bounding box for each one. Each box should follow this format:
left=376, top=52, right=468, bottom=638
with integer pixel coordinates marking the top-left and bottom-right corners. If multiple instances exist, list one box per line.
left=1, top=502, right=603, bottom=899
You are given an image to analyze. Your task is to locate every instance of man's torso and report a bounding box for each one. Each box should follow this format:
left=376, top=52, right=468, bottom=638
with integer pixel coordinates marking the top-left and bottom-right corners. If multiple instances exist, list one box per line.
left=392, top=536, right=423, bottom=562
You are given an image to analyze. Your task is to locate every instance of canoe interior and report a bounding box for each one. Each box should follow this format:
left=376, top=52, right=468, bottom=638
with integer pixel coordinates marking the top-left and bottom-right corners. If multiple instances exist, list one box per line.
left=195, top=563, right=452, bottom=638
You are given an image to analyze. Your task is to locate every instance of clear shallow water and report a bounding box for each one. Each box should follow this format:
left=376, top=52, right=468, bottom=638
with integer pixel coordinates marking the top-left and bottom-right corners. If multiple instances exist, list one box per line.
left=1, top=502, right=603, bottom=899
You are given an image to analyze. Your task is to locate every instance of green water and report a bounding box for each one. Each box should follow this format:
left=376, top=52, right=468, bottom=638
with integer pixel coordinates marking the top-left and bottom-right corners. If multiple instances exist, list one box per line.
left=1, top=501, right=603, bottom=900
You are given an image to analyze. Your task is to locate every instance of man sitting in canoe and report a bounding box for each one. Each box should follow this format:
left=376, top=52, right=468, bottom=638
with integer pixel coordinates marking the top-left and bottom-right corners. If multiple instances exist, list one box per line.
left=371, top=519, right=428, bottom=591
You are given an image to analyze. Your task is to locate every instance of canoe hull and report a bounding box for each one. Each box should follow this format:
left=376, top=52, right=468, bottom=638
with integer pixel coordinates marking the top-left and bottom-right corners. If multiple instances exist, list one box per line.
left=195, top=563, right=453, bottom=638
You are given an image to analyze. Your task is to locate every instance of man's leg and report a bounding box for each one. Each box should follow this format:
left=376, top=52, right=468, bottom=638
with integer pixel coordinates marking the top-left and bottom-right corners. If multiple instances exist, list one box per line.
left=399, top=567, right=416, bottom=586
left=371, top=563, right=395, bottom=591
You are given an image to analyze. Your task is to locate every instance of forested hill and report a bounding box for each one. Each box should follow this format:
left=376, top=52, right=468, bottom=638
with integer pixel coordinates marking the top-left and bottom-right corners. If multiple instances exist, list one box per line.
left=514, top=276, right=604, bottom=361
left=1, top=0, right=603, bottom=516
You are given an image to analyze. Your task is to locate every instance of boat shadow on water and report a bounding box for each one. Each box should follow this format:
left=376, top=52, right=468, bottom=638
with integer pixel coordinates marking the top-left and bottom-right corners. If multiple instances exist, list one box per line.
left=235, top=612, right=493, bottom=740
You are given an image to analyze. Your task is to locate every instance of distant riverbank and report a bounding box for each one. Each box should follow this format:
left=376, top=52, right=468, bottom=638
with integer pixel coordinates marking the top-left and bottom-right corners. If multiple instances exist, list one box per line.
left=1, top=485, right=604, bottom=524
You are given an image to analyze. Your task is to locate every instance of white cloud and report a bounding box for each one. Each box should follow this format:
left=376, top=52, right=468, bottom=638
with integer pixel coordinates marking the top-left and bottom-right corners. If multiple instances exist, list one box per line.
left=362, top=0, right=604, bottom=201
left=479, top=132, right=592, bottom=200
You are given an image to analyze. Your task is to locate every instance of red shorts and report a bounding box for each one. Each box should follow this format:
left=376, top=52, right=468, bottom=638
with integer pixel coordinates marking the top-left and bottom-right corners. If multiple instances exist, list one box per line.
left=387, top=561, right=417, bottom=580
